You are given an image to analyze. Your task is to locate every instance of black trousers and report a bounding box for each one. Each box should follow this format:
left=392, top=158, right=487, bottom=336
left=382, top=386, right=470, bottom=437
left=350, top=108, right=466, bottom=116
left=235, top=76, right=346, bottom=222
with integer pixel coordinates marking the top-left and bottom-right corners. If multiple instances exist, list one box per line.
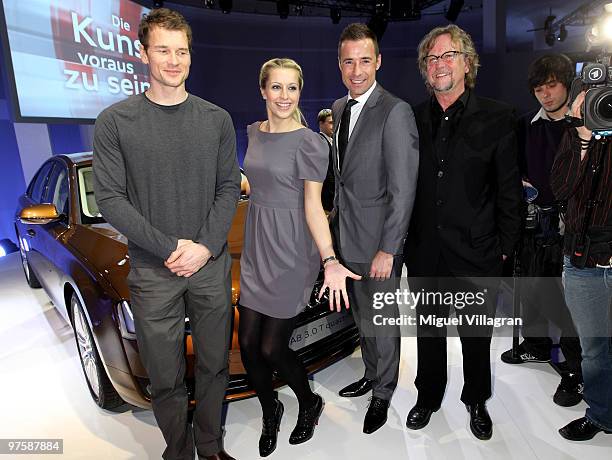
left=410, top=256, right=499, bottom=408
left=128, top=250, right=233, bottom=460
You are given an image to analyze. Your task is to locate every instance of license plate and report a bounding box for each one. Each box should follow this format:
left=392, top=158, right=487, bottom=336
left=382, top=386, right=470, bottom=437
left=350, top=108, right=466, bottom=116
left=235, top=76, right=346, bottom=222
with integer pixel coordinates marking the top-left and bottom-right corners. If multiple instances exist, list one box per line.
left=289, top=310, right=354, bottom=351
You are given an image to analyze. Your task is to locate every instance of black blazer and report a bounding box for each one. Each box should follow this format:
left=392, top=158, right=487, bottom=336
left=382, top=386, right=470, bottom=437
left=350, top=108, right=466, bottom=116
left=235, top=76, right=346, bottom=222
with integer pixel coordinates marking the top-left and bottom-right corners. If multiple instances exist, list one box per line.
left=318, top=133, right=335, bottom=212
left=404, top=92, right=522, bottom=276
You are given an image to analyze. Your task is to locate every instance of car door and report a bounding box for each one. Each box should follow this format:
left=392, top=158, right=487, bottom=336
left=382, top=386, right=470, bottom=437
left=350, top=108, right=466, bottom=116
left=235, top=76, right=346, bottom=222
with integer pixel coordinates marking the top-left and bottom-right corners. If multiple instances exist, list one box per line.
left=17, top=162, right=54, bottom=284
left=38, top=161, right=71, bottom=313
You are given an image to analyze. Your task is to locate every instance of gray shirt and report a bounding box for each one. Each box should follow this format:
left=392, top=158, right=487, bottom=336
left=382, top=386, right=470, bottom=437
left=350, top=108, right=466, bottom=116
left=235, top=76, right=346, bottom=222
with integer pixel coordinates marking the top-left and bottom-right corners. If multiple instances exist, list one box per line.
left=93, top=93, right=241, bottom=268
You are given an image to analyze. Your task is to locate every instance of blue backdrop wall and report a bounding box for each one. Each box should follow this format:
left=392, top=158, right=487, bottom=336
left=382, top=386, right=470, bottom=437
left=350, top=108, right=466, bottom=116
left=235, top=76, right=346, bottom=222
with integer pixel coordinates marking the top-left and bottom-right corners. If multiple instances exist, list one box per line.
left=0, top=1, right=586, bottom=244
left=0, top=41, right=26, bottom=244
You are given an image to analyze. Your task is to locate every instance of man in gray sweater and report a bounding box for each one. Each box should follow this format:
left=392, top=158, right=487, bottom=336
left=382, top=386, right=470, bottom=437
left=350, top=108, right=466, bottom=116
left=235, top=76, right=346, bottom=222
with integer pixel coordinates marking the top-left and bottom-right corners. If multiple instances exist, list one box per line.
left=93, top=8, right=240, bottom=460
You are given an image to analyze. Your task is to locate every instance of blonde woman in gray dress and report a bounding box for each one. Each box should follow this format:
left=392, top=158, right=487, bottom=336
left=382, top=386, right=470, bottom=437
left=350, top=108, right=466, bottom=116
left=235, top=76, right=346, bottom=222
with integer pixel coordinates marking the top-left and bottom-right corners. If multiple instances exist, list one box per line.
left=239, top=58, right=360, bottom=457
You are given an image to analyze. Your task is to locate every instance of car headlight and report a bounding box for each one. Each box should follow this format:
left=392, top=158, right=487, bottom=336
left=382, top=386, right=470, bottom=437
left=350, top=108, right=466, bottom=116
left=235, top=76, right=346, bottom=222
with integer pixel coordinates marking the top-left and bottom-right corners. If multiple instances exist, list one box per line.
left=118, top=300, right=137, bottom=340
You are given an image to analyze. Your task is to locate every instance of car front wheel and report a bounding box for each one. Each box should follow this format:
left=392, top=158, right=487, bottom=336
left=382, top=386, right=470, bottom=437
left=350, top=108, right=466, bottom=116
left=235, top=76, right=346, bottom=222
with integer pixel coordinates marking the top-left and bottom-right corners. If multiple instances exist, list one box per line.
left=70, top=293, right=124, bottom=410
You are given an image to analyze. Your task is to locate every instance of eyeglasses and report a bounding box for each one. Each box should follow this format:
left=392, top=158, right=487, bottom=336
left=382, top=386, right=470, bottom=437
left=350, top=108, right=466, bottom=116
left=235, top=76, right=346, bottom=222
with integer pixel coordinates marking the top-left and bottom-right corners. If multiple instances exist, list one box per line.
left=423, top=50, right=465, bottom=66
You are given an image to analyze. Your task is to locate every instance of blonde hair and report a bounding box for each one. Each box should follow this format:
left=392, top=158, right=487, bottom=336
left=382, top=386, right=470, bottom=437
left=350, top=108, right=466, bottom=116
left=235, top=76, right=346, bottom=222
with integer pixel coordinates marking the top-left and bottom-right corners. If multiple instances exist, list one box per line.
left=259, top=58, right=306, bottom=126
left=417, top=24, right=480, bottom=91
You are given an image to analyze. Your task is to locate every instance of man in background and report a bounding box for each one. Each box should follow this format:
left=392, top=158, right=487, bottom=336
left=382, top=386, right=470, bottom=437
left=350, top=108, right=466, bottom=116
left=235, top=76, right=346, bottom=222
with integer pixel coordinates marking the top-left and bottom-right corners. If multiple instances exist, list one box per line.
left=500, top=54, right=583, bottom=408
left=318, top=108, right=335, bottom=211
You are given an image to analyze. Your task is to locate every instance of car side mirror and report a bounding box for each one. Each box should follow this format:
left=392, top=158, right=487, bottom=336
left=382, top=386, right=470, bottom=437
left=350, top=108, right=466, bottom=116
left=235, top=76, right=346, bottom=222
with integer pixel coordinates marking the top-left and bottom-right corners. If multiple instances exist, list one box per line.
left=19, top=203, right=63, bottom=225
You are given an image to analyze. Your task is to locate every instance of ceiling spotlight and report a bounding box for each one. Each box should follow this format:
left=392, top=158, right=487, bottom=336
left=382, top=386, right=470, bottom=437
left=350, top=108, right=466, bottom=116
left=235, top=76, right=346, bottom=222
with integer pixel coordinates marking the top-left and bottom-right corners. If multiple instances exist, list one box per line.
left=330, top=6, right=341, bottom=24
left=219, top=0, right=232, bottom=14
left=543, top=14, right=556, bottom=47
left=374, top=1, right=387, bottom=16
left=557, top=24, right=567, bottom=42
left=277, top=0, right=289, bottom=19
left=544, top=14, right=556, bottom=30
left=601, top=15, right=612, bottom=40
left=445, top=0, right=464, bottom=23
left=153, top=0, right=163, bottom=8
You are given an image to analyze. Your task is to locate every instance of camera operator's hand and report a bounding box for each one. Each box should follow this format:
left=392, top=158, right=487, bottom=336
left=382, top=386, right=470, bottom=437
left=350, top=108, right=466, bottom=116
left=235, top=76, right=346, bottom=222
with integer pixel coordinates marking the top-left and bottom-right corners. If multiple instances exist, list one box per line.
left=571, top=91, right=592, bottom=141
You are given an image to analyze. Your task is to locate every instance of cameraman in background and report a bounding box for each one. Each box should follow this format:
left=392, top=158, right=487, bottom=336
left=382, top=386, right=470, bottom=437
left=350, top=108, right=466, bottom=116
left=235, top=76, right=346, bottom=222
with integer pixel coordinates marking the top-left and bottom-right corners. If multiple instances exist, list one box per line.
left=551, top=90, right=612, bottom=441
left=501, top=54, right=583, bottom=408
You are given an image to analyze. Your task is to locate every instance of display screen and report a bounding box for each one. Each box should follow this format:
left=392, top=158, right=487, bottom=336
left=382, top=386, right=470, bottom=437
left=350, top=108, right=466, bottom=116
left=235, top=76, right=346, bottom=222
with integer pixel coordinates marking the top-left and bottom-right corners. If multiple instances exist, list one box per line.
left=575, top=62, right=584, bottom=77
left=0, top=0, right=150, bottom=122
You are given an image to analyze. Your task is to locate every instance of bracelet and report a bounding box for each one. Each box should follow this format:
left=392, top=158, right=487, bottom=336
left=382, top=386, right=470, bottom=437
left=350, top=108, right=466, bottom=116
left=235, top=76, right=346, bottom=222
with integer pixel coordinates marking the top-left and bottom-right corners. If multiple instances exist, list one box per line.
left=322, top=255, right=337, bottom=266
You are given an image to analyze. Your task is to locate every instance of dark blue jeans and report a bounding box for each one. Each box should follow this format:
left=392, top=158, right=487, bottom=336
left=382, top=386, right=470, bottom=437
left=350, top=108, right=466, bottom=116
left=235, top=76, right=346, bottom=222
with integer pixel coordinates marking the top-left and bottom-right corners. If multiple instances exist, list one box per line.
left=562, top=256, right=612, bottom=431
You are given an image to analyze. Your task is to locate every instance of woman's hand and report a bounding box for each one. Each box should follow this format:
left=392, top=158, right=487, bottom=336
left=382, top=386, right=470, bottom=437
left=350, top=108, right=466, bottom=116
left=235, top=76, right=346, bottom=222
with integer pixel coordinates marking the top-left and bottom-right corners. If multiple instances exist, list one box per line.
left=319, top=261, right=362, bottom=311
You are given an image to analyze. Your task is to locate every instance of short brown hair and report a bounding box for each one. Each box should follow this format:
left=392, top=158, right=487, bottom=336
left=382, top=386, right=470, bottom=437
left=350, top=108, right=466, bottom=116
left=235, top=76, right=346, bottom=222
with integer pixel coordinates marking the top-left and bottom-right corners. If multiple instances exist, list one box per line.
left=317, top=109, right=332, bottom=124
left=338, top=23, right=379, bottom=58
left=138, top=8, right=192, bottom=52
left=417, top=24, right=480, bottom=90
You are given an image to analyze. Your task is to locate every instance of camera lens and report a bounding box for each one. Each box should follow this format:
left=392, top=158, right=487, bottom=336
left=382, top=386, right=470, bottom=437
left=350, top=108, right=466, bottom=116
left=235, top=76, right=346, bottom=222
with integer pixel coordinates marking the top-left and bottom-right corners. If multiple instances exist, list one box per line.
left=595, top=92, right=612, bottom=121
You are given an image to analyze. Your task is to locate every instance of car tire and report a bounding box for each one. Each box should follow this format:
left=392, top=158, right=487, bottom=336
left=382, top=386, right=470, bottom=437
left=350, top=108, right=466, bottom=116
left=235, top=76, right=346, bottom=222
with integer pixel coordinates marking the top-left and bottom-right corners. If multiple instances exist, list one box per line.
left=17, top=234, right=41, bottom=288
left=70, top=293, right=124, bottom=410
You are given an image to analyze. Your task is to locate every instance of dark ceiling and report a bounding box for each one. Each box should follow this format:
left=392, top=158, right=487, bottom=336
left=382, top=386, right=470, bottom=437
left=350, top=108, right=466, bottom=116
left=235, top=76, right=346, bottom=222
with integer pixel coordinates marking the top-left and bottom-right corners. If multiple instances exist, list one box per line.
left=159, top=0, right=453, bottom=19
left=159, top=0, right=589, bottom=21
left=153, top=0, right=612, bottom=49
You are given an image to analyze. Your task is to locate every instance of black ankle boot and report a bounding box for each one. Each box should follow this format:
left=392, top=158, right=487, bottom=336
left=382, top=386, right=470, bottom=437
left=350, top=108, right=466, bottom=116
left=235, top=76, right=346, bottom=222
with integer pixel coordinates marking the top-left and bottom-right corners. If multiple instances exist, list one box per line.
left=288, top=393, right=324, bottom=445
left=259, top=399, right=284, bottom=457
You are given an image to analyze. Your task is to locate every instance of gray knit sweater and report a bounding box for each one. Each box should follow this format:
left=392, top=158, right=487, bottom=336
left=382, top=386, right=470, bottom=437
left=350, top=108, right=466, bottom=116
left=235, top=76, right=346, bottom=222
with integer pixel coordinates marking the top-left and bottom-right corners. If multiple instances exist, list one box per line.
left=93, top=93, right=240, bottom=268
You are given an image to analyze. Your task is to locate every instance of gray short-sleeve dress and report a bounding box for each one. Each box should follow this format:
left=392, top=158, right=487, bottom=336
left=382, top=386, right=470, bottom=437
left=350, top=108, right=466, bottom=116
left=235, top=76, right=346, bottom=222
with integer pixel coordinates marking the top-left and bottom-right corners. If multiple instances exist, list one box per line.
left=239, top=122, right=329, bottom=319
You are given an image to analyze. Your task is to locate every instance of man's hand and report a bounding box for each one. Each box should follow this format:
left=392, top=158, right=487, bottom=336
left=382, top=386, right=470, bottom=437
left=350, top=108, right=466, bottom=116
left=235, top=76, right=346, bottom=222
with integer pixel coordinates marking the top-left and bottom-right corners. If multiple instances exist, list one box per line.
left=165, top=239, right=212, bottom=277
left=571, top=91, right=592, bottom=143
left=369, top=250, right=394, bottom=281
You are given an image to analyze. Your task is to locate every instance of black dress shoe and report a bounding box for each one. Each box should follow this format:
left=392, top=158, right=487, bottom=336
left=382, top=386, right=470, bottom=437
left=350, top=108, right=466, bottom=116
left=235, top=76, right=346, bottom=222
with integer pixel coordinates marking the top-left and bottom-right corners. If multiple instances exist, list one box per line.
left=466, top=402, right=493, bottom=440
left=259, top=399, right=284, bottom=457
left=202, top=450, right=236, bottom=460
left=363, top=396, right=390, bottom=434
left=289, top=393, right=324, bottom=445
left=405, top=405, right=437, bottom=430
left=559, top=417, right=612, bottom=441
left=553, top=373, right=583, bottom=407
left=339, top=377, right=373, bottom=397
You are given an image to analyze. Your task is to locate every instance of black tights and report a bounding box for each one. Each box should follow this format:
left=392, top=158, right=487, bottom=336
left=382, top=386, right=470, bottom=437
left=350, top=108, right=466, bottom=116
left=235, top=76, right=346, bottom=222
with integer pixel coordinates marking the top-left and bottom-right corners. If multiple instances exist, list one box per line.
left=238, top=306, right=315, bottom=418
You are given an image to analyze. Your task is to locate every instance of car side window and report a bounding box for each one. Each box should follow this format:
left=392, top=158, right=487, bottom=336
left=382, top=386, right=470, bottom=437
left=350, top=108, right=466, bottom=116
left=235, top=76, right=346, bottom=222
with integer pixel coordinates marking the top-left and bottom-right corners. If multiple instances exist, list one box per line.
left=29, top=163, right=54, bottom=204
left=45, top=163, right=70, bottom=217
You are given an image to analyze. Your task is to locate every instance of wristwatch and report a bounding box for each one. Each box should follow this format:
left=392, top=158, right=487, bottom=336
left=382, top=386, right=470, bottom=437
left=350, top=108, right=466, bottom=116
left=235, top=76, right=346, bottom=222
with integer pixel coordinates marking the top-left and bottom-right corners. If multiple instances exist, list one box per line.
left=322, top=255, right=337, bottom=266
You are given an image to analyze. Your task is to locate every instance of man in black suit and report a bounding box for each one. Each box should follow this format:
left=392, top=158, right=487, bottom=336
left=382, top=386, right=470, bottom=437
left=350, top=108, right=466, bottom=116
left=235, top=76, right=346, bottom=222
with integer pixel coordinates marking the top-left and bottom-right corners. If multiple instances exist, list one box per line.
left=317, top=108, right=335, bottom=211
left=404, top=24, right=522, bottom=440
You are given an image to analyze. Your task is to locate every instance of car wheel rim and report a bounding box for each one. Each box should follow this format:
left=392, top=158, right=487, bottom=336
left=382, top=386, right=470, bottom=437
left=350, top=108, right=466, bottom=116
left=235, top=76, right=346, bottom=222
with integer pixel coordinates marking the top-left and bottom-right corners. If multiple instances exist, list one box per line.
left=72, top=299, right=100, bottom=399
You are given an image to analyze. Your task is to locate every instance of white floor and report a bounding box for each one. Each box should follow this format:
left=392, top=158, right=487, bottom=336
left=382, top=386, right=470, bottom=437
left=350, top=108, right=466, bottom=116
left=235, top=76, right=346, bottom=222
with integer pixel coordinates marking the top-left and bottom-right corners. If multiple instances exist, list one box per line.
left=1, top=252, right=610, bottom=459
